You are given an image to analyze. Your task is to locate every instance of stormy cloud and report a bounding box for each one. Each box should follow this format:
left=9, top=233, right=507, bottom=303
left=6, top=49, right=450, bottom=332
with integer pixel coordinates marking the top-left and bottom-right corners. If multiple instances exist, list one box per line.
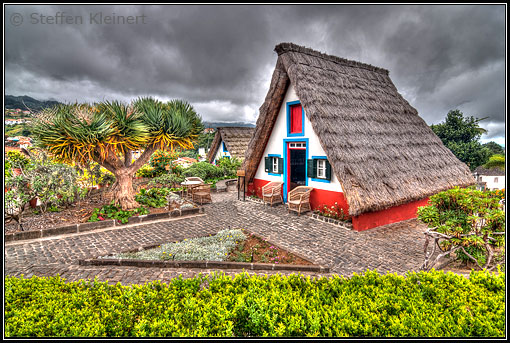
left=5, top=4, right=506, bottom=144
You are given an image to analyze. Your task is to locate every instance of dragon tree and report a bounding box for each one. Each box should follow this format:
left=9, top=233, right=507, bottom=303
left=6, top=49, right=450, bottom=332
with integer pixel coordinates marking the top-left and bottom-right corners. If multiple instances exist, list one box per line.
left=32, top=97, right=203, bottom=209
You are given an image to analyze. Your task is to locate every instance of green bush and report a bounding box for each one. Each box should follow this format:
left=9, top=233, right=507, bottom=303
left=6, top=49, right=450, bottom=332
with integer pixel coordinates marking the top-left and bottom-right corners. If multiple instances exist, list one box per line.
left=88, top=201, right=149, bottom=224
left=4, top=269, right=505, bottom=337
left=148, top=173, right=185, bottom=188
left=135, top=187, right=173, bottom=208
left=135, top=164, right=157, bottom=178
left=182, top=161, right=223, bottom=180
left=6, top=150, right=30, bottom=170
left=417, top=187, right=505, bottom=267
left=216, top=157, right=242, bottom=178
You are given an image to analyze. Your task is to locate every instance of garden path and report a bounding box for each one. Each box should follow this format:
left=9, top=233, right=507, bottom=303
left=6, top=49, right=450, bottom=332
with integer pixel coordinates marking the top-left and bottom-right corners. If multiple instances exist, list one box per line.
left=5, top=186, right=438, bottom=285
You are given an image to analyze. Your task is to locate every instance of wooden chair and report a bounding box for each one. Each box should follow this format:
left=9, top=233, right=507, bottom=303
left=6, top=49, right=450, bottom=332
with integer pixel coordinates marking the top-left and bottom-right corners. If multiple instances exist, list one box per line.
left=192, top=184, right=212, bottom=205
left=262, top=181, right=283, bottom=207
left=287, top=186, right=313, bottom=216
left=183, top=177, right=204, bottom=198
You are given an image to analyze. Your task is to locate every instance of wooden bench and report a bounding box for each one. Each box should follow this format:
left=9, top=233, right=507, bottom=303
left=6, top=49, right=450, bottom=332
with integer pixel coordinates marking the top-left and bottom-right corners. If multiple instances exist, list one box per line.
left=215, top=178, right=237, bottom=192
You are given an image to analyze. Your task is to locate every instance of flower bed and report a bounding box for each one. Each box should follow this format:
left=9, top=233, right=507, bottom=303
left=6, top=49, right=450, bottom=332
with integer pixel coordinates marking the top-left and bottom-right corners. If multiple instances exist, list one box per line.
left=82, top=229, right=320, bottom=271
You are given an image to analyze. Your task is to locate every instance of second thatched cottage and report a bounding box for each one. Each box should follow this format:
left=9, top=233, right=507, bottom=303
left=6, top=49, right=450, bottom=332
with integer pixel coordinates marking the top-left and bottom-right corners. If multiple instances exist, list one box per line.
left=207, top=127, right=255, bottom=164
left=243, top=43, right=475, bottom=231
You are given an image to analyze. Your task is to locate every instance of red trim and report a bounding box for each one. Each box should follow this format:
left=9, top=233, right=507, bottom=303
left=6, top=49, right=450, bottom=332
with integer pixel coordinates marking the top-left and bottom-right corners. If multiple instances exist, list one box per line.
left=290, top=104, right=302, bottom=134
left=309, top=188, right=349, bottom=214
left=249, top=178, right=429, bottom=232
left=352, top=197, right=430, bottom=231
left=250, top=178, right=348, bottom=213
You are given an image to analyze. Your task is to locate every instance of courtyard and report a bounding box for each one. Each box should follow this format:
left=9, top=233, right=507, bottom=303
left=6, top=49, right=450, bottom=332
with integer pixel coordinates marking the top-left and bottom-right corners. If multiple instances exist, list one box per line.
left=4, top=186, right=449, bottom=286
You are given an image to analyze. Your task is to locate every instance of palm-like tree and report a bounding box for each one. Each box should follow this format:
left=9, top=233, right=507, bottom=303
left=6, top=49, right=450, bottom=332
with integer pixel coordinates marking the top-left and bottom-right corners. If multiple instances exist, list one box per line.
left=32, top=97, right=203, bottom=209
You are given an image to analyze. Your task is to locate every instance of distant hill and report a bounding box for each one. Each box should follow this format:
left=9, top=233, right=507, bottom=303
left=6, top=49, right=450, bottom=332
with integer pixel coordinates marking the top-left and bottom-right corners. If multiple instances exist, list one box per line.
left=203, top=121, right=255, bottom=129
left=5, top=95, right=63, bottom=112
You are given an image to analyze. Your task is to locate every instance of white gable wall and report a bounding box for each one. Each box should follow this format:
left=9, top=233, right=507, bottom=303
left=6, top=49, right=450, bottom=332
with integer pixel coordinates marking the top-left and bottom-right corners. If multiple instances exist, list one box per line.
left=213, top=139, right=231, bottom=163
left=254, top=83, right=343, bottom=193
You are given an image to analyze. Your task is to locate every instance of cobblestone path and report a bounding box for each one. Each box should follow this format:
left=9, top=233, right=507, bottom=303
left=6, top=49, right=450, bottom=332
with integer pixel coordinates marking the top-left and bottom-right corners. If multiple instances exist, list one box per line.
left=5, top=189, right=429, bottom=285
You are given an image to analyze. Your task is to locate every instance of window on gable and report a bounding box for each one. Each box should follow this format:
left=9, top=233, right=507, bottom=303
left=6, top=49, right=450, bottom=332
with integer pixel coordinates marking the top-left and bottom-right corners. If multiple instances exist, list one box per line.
left=272, top=157, right=278, bottom=173
left=289, top=103, right=303, bottom=134
left=265, top=156, right=283, bottom=175
left=317, top=159, right=326, bottom=179
left=307, top=158, right=331, bottom=181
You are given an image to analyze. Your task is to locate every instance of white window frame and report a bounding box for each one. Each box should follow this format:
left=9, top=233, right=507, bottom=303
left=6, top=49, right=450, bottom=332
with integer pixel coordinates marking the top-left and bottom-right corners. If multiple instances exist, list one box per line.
left=272, top=157, right=279, bottom=174
left=317, top=159, right=326, bottom=179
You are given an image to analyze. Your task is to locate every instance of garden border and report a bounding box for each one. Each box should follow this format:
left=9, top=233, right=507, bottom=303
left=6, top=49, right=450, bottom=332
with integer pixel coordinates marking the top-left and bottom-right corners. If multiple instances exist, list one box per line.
left=309, top=213, right=353, bottom=230
left=5, top=206, right=203, bottom=243
left=78, top=229, right=329, bottom=273
left=78, top=258, right=329, bottom=273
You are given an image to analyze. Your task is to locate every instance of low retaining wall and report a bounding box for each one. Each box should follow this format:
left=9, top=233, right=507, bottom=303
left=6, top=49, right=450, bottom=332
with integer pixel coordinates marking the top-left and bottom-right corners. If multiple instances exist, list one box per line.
left=309, top=213, right=353, bottom=230
left=79, top=258, right=329, bottom=273
left=5, top=206, right=202, bottom=243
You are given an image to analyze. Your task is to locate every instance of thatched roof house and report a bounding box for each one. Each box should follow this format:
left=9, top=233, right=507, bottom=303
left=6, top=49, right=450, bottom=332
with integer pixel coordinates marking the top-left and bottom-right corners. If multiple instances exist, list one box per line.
left=207, top=127, right=255, bottom=164
left=243, top=43, right=474, bottom=230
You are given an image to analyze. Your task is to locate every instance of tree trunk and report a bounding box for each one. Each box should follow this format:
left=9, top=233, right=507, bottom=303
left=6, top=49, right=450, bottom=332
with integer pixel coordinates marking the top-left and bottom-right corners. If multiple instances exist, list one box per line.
left=111, top=170, right=138, bottom=210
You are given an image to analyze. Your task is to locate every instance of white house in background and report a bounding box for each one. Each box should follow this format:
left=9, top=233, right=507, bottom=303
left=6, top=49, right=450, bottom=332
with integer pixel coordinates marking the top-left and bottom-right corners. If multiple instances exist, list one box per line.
left=474, top=166, right=506, bottom=190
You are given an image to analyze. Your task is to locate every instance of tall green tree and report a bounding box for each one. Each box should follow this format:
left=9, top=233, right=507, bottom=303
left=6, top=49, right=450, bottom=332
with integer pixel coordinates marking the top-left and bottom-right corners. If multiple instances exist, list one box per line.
left=430, top=110, right=492, bottom=170
left=32, top=97, right=203, bottom=209
left=483, top=141, right=505, bottom=156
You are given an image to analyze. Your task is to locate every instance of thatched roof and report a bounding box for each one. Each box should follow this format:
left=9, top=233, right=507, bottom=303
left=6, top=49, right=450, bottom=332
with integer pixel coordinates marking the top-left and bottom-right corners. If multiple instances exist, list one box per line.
left=474, top=166, right=505, bottom=176
left=244, top=42, right=475, bottom=216
left=206, top=127, right=255, bottom=163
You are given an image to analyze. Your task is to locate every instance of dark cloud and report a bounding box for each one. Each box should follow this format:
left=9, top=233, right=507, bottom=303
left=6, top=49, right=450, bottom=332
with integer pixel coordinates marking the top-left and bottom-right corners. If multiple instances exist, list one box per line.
left=5, top=4, right=505, bottom=144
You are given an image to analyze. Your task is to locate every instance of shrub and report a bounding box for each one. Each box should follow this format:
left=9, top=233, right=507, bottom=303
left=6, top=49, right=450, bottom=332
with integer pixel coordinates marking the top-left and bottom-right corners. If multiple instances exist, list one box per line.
left=89, top=202, right=149, bottom=224
left=216, top=156, right=242, bottom=178
left=148, top=173, right=185, bottom=188
left=4, top=269, right=505, bottom=337
left=135, top=163, right=157, bottom=178
left=135, top=187, right=173, bottom=208
left=149, top=150, right=178, bottom=176
left=418, top=187, right=505, bottom=269
left=5, top=149, right=83, bottom=215
left=182, top=161, right=223, bottom=180
left=6, top=150, right=30, bottom=170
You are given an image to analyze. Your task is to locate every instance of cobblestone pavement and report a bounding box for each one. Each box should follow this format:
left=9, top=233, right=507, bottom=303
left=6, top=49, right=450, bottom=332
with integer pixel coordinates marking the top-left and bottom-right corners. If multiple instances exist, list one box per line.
left=5, top=187, right=430, bottom=285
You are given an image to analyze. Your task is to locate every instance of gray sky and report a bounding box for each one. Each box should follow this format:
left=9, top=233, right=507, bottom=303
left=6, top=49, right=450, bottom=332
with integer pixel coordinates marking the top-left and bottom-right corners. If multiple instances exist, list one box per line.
left=5, top=4, right=506, bottom=145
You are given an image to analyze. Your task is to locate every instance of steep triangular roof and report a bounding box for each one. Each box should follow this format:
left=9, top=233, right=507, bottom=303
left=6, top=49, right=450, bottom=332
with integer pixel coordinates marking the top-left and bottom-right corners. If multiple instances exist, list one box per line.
left=244, top=43, right=475, bottom=216
left=206, top=127, right=255, bottom=163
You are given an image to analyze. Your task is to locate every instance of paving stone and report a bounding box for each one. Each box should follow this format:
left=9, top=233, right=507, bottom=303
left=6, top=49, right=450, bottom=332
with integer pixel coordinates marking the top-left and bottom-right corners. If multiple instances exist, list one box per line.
left=5, top=190, right=433, bottom=285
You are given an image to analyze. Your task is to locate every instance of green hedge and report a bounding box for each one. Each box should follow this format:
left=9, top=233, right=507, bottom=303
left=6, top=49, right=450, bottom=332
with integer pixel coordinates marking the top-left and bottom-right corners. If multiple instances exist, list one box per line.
left=5, top=269, right=505, bottom=337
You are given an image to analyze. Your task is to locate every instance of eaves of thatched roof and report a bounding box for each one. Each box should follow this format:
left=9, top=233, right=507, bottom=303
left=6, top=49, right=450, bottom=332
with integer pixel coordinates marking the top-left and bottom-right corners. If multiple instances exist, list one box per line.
left=474, top=166, right=505, bottom=176
left=243, top=42, right=475, bottom=216
left=206, top=127, right=255, bottom=163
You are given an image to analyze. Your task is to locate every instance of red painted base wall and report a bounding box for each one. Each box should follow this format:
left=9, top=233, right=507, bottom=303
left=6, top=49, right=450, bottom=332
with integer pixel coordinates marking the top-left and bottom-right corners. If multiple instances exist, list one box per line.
left=248, top=178, right=349, bottom=214
left=351, top=197, right=430, bottom=231
left=248, top=178, right=429, bottom=232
